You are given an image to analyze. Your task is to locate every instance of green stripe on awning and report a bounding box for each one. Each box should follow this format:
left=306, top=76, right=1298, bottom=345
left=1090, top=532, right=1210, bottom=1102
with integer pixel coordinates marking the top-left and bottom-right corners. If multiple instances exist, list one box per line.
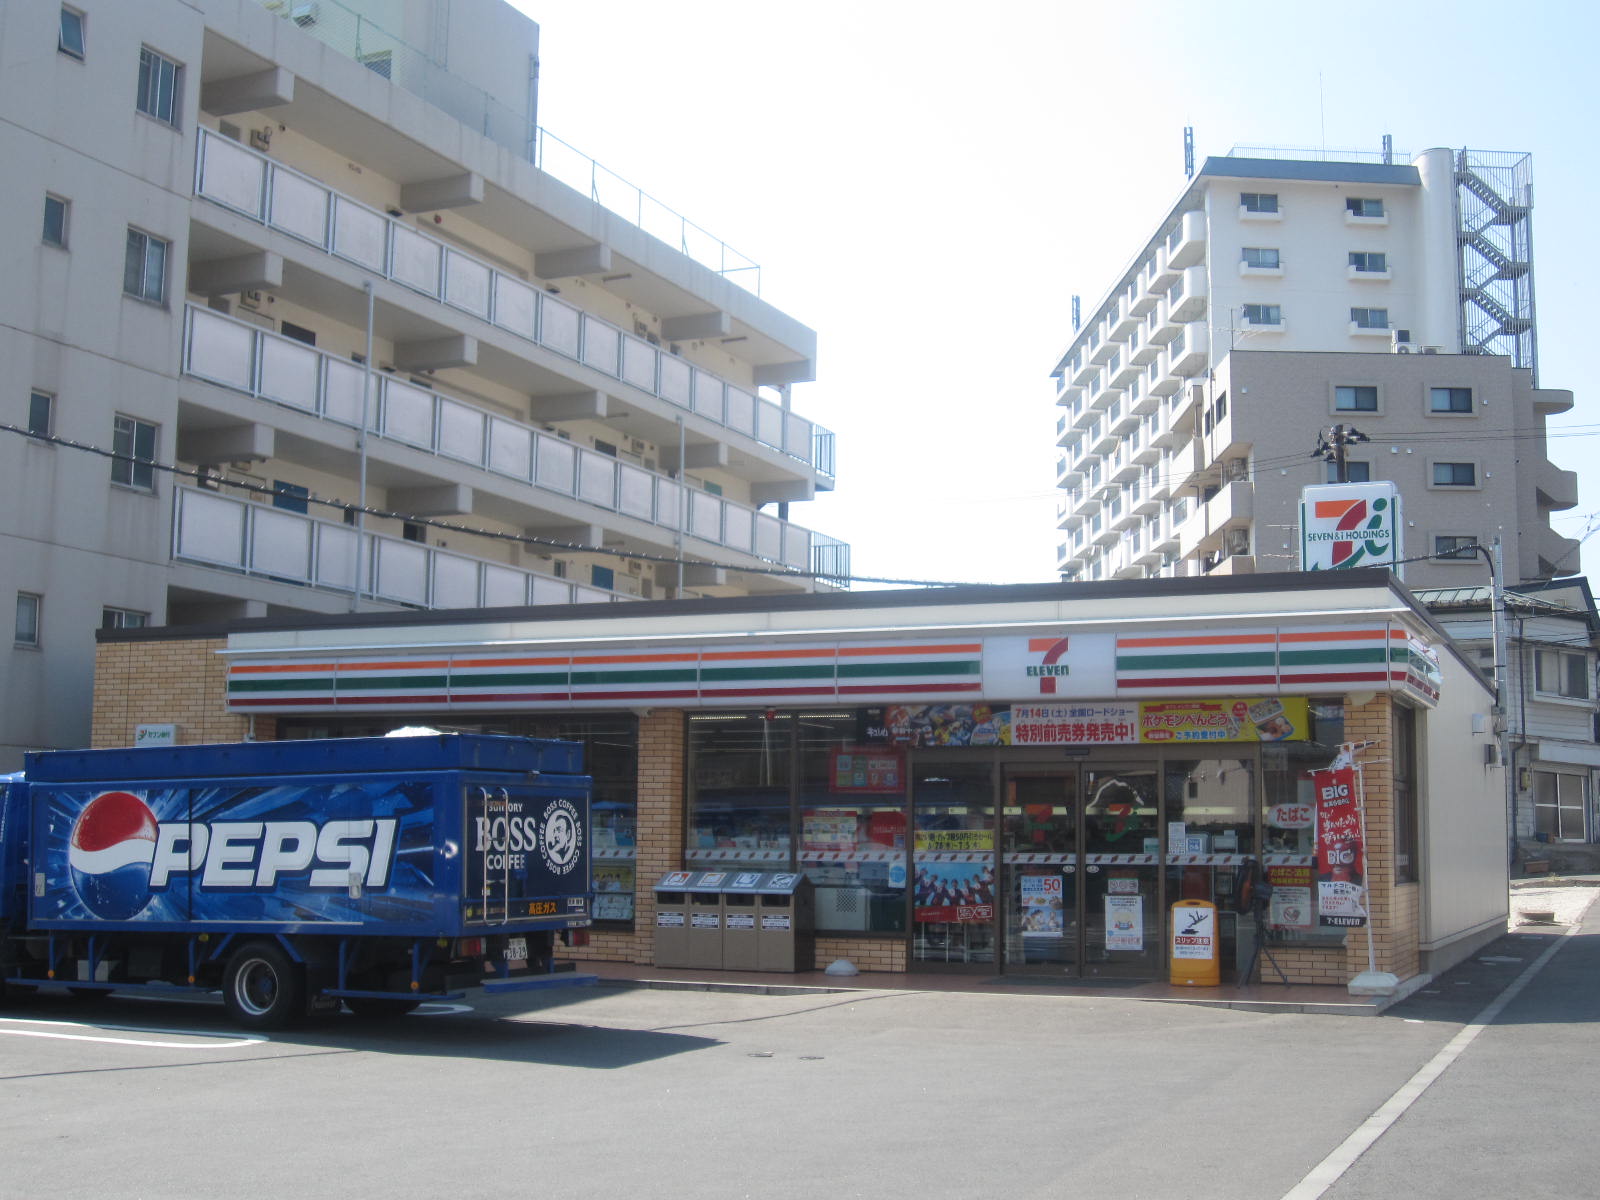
left=570, top=668, right=699, bottom=685
left=1279, top=648, right=1387, bottom=666
left=837, top=660, right=981, bottom=678
left=1115, top=652, right=1276, bottom=671
left=700, top=664, right=835, bottom=682
left=450, top=671, right=570, bottom=688
left=228, top=677, right=335, bottom=693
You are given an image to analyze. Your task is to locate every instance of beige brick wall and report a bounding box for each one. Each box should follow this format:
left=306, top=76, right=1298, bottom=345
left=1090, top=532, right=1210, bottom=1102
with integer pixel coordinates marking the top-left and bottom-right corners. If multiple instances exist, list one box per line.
left=91, top=639, right=271, bottom=748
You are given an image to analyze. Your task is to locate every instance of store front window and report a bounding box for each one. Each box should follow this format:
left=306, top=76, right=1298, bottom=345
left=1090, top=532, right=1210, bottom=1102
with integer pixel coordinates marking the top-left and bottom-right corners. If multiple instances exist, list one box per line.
left=1260, top=702, right=1346, bottom=945
left=688, top=713, right=793, bottom=872
left=688, top=710, right=908, bottom=934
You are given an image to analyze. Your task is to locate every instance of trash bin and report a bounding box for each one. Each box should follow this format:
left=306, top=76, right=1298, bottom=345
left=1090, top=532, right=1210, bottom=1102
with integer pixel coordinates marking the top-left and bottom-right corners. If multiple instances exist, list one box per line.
left=721, top=869, right=766, bottom=969
left=755, top=872, right=814, bottom=973
left=687, top=871, right=728, bottom=969
left=652, top=871, right=695, bottom=968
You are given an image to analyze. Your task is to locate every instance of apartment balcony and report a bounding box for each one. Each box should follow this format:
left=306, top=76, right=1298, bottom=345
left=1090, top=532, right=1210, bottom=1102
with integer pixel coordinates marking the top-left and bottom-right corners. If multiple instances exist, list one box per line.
left=1057, top=380, right=1085, bottom=409
left=1071, top=352, right=1099, bottom=388
left=171, top=486, right=625, bottom=610
left=1167, top=267, right=1208, bottom=325
left=1109, top=355, right=1143, bottom=391
left=1147, top=247, right=1180, bottom=294
left=1088, top=372, right=1123, bottom=411
left=180, top=305, right=833, bottom=580
left=1149, top=361, right=1182, bottom=398
left=1169, top=323, right=1209, bottom=378
left=190, top=129, right=833, bottom=488
left=1132, top=476, right=1162, bottom=515
left=1166, top=210, right=1207, bottom=270
left=1108, top=402, right=1140, bottom=438
left=1088, top=420, right=1119, bottom=457
left=1109, top=303, right=1140, bottom=343
left=1534, top=387, right=1575, bottom=416
left=1537, top=463, right=1580, bottom=512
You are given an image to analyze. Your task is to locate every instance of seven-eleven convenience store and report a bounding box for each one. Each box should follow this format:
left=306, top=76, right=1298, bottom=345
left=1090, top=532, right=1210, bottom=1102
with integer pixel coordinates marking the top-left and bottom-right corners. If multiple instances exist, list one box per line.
left=92, top=570, right=1509, bottom=989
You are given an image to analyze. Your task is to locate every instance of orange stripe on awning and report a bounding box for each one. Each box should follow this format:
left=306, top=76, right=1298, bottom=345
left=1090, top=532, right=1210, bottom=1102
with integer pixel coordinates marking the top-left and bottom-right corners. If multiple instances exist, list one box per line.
left=1117, top=633, right=1276, bottom=649
left=335, top=660, right=450, bottom=672
left=569, top=651, right=701, bottom=665
left=1277, top=629, right=1386, bottom=644
left=836, top=643, right=982, bottom=657
left=451, top=656, right=572, bottom=668
left=230, top=662, right=339, bottom=675
left=700, top=647, right=837, bottom=662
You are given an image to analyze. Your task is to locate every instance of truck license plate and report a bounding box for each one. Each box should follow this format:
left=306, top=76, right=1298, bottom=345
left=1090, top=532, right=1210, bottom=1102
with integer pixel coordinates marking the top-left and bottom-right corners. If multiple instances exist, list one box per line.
left=504, top=937, right=527, bottom=961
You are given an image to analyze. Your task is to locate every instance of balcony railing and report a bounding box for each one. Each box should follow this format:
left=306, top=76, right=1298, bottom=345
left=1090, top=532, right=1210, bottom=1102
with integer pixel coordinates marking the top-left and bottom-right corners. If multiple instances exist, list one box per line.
left=193, top=128, right=834, bottom=483
left=182, top=305, right=831, bottom=577
left=249, top=0, right=762, bottom=295
left=171, top=486, right=624, bottom=609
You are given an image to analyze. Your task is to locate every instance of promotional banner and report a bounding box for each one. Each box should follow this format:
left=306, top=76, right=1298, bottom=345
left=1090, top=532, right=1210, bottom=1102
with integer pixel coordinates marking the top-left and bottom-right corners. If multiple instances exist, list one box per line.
left=1312, top=766, right=1367, bottom=927
left=1010, top=698, right=1310, bottom=746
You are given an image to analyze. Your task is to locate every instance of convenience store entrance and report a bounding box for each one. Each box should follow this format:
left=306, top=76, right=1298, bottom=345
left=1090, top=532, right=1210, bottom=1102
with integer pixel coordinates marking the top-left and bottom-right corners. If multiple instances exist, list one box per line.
left=911, top=758, right=1165, bottom=979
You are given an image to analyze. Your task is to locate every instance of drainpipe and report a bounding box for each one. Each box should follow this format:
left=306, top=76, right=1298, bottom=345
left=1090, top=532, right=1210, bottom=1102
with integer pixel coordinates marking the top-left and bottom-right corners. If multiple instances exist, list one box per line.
left=354, top=280, right=374, bottom=610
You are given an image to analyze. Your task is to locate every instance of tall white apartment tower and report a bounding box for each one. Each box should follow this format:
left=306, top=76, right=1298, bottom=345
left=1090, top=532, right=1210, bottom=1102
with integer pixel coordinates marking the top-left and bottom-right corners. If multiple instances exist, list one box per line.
left=1, top=0, right=842, bottom=767
left=1051, top=146, right=1577, bottom=590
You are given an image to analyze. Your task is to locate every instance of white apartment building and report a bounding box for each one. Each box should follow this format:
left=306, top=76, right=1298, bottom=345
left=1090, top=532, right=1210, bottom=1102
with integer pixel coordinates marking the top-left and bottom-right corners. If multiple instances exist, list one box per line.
left=1051, top=146, right=1578, bottom=589
left=1, top=0, right=843, bottom=767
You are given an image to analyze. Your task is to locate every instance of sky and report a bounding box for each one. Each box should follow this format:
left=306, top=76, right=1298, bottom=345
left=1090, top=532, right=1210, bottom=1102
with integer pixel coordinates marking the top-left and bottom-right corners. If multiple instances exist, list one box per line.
left=510, top=0, right=1600, bottom=590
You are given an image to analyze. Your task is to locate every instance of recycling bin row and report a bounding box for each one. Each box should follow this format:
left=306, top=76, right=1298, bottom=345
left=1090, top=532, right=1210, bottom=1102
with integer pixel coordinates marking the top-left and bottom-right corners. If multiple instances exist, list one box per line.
left=653, top=870, right=815, bottom=972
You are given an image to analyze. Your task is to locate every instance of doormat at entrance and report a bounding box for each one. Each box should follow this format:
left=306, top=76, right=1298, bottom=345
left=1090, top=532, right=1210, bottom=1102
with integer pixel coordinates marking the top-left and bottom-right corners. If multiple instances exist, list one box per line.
left=984, top=977, right=1145, bottom=988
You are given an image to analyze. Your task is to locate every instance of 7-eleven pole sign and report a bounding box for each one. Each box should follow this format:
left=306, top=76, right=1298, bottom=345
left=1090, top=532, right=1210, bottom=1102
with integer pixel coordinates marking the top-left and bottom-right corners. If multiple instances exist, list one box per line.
left=1300, top=483, right=1402, bottom=575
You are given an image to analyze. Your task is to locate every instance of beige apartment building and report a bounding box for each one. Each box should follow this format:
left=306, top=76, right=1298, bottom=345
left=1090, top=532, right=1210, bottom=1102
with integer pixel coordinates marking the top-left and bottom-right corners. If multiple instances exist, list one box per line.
left=1051, top=147, right=1577, bottom=588
left=2, top=0, right=841, bottom=768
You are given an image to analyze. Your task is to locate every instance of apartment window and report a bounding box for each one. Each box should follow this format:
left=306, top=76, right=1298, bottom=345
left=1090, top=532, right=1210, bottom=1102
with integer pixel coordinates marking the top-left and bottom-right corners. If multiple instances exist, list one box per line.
left=28, top=390, right=54, bottom=437
left=591, top=565, right=615, bottom=591
left=1431, top=461, right=1476, bottom=487
left=123, top=229, right=168, bottom=304
left=59, top=6, right=85, bottom=59
left=15, top=593, right=41, bottom=647
left=43, top=194, right=69, bottom=248
left=1349, top=251, right=1387, bottom=272
left=1350, top=307, right=1390, bottom=330
left=1334, top=385, right=1378, bottom=412
left=1430, top=387, right=1473, bottom=414
left=1241, top=247, right=1280, bottom=269
left=271, top=481, right=309, bottom=514
left=1433, top=535, right=1478, bottom=560
left=1534, top=772, right=1587, bottom=842
left=1346, top=197, right=1385, bottom=218
left=1535, top=649, right=1590, bottom=700
left=111, top=414, right=157, bottom=490
left=1242, top=303, right=1281, bottom=326
left=1240, top=192, right=1278, bottom=213
left=101, top=607, right=149, bottom=630
left=1326, top=461, right=1371, bottom=483
left=136, top=46, right=180, bottom=125
left=402, top=522, right=426, bottom=543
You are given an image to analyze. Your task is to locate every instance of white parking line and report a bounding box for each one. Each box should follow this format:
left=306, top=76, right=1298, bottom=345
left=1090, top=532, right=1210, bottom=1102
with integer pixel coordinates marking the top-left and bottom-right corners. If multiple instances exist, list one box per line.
left=1280, top=889, right=1598, bottom=1200
left=0, top=1016, right=263, bottom=1049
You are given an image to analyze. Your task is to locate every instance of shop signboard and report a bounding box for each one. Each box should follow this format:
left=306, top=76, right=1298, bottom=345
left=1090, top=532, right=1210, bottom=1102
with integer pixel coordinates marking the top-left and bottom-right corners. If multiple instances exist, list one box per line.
left=1299, top=481, right=1402, bottom=573
left=1171, top=904, right=1215, bottom=960
left=1311, top=766, right=1367, bottom=927
left=1105, top=894, right=1144, bottom=950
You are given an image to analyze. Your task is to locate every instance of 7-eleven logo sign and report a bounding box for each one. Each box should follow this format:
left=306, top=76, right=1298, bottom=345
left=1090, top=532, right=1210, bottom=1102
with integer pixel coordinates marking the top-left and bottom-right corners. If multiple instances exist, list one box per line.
left=1026, top=636, right=1071, bottom=694
left=1300, top=483, right=1401, bottom=572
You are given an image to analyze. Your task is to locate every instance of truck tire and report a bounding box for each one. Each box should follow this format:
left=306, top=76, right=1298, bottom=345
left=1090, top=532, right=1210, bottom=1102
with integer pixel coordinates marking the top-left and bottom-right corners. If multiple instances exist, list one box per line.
left=223, top=942, right=305, bottom=1030
left=345, top=997, right=421, bottom=1019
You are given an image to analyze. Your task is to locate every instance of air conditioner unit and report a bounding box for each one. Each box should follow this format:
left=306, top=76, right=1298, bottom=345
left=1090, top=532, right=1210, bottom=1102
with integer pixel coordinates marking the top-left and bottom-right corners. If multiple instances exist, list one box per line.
left=238, top=290, right=264, bottom=310
left=626, top=560, right=644, bottom=575
left=1390, top=328, right=1412, bottom=353
left=1227, top=529, right=1250, bottom=555
left=1392, top=343, right=1413, bottom=354
left=628, top=438, right=648, bottom=455
left=1420, top=345, right=1442, bottom=355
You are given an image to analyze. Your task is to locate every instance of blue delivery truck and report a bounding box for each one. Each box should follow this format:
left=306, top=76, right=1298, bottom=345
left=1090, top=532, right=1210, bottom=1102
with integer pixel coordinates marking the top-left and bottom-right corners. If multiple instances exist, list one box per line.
left=0, top=733, right=594, bottom=1028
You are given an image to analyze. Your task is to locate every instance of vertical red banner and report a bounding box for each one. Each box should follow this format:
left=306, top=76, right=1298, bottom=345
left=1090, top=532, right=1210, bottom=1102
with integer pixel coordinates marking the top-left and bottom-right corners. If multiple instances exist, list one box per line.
left=1311, top=765, right=1367, bottom=927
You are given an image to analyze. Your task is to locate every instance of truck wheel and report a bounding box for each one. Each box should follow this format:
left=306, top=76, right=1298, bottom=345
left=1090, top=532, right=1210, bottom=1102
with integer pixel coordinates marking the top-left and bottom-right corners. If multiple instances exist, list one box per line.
left=223, top=942, right=305, bottom=1030
left=345, top=997, right=421, bottom=1019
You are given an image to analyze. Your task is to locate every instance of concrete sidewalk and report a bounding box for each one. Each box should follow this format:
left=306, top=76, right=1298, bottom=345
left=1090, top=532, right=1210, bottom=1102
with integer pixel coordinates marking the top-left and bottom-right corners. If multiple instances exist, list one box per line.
left=576, top=876, right=1600, bottom=1017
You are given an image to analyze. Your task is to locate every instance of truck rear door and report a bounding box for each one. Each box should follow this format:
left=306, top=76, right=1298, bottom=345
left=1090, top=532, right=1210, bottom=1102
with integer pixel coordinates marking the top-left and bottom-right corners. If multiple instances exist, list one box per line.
left=466, top=783, right=588, bottom=928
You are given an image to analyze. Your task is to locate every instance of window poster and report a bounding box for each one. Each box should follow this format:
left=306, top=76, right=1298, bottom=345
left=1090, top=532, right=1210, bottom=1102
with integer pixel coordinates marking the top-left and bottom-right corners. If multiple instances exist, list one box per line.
left=1312, top=766, right=1368, bottom=927
left=913, top=861, right=995, bottom=923
left=830, top=747, right=905, bottom=793
left=1267, top=866, right=1314, bottom=932
left=1105, top=894, right=1144, bottom=951
left=1020, top=874, right=1064, bottom=938
left=803, top=809, right=859, bottom=852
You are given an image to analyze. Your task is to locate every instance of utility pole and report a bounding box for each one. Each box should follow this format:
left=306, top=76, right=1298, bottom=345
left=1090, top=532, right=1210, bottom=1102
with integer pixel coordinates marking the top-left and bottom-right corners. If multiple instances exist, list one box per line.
left=1310, top=424, right=1371, bottom=482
